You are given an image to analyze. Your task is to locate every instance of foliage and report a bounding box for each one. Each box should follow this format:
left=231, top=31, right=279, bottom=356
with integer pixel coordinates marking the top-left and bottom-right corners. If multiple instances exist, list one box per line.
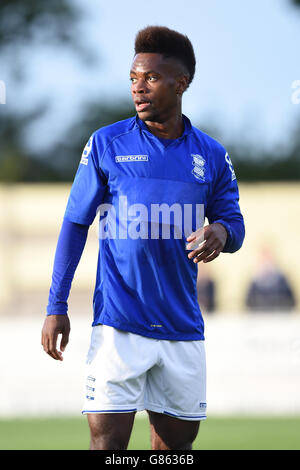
left=0, top=0, right=96, bottom=182
left=1, top=100, right=300, bottom=182
left=1, top=0, right=300, bottom=183
left=0, top=0, right=82, bottom=52
left=42, top=101, right=136, bottom=181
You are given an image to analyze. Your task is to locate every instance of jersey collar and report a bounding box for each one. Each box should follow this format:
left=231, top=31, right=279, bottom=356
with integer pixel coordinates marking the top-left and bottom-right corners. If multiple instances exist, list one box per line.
left=134, top=114, right=193, bottom=141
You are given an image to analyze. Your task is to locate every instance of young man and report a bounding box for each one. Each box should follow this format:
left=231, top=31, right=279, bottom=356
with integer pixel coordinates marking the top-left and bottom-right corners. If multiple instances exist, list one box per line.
left=41, top=26, right=245, bottom=450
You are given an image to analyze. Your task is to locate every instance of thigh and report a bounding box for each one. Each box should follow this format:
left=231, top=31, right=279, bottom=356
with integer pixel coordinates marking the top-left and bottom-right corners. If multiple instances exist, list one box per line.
left=82, top=325, right=157, bottom=414
left=87, top=412, right=136, bottom=450
left=145, top=340, right=207, bottom=420
left=148, top=411, right=200, bottom=450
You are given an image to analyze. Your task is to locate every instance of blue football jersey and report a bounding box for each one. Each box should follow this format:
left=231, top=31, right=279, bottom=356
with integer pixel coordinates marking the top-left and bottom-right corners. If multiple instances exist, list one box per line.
left=64, top=115, right=245, bottom=340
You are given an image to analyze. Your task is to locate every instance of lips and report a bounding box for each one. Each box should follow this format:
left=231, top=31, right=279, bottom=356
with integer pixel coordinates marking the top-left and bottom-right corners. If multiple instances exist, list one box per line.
left=135, top=100, right=151, bottom=112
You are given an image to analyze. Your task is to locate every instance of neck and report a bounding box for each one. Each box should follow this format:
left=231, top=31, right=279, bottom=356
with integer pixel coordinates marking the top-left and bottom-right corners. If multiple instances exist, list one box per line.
left=145, top=113, right=184, bottom=140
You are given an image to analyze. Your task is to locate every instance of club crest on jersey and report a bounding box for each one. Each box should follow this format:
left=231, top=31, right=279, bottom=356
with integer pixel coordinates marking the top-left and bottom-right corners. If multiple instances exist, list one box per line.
left=80, top=136, right=93, bottom=165
left=191, top=154, right=206, bottom=182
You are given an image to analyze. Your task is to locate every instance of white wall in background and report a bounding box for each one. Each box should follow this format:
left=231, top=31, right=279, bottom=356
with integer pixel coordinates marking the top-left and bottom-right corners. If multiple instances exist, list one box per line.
left=0, top=313, right=299, bottom=417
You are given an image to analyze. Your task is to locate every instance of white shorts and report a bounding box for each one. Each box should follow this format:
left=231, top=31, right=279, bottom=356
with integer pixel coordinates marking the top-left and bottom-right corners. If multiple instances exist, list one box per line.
left=82, top=325, right=207, bottom=421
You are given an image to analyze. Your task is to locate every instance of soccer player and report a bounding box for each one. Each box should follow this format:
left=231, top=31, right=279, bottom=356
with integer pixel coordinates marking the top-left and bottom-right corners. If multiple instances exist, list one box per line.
left=41, top=26, right=245, bottom=450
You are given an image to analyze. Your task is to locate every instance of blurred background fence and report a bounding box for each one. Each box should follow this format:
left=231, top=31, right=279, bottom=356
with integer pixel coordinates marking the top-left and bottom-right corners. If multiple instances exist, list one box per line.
left=0, top=182, right=299, bottom=315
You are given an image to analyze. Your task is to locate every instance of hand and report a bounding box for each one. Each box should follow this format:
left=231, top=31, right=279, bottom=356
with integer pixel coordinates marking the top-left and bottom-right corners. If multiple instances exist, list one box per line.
left=186, top=223, right=228, bottom=264
left=41, top=315, right=70, bottom=361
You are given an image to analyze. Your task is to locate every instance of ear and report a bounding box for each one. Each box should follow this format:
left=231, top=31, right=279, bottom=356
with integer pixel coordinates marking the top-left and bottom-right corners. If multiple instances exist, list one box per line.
left=176, top=74, right=190, bottom=96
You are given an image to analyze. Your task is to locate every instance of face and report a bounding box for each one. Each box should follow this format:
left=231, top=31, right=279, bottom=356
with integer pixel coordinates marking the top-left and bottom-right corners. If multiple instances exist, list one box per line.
left=130, top=53, right=187, bottom=123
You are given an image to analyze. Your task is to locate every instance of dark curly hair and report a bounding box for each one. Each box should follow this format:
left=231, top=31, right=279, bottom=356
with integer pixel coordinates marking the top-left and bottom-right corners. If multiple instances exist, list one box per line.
left=134, top=26, right=196, bottom=86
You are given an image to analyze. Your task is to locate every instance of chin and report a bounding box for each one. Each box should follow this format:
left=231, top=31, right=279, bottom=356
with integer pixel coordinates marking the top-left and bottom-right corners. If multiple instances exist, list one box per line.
left=138, top=111, right=159, bottom=122
left=137, top=111, right=151, bottom=121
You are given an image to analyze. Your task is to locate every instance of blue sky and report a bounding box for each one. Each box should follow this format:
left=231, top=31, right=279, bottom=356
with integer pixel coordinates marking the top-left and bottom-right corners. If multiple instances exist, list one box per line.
left=4, top=0, right=300, bottom=154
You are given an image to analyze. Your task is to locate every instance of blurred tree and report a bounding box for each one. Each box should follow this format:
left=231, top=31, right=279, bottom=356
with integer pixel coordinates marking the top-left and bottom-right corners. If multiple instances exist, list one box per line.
left=0, top=0, right=96, bottom=183
left=230, top=147, right=300, bottom=182
left=0, top=105, right=62, bottom=182
left=1, top=0, right=300, bottom=182
left=45, top=100, right=135, bottom=180
left=224, top=117, right=300, bottom=182
left=0, top=0, right=90, bottom=62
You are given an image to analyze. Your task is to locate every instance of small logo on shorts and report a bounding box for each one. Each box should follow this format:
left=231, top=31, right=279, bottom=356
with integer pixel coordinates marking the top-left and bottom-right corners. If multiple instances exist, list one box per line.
left=199, top=402, right=207, bottom=409
left=86, top=376, right=96, bottom=401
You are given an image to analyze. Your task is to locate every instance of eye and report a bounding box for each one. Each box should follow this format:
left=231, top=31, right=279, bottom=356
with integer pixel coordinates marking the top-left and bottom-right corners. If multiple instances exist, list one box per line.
left=130, top=77, right=137, bottom=83
left=148, top=75, right=158, bottom=82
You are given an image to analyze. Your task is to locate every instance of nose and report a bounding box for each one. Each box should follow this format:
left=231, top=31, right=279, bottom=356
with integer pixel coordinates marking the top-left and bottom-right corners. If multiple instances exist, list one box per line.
left=132, top=78, right=147, bottom=94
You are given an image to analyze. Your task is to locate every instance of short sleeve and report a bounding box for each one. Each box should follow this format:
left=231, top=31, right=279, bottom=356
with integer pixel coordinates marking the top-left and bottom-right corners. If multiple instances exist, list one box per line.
left=64, top=133, right=107, bottom=225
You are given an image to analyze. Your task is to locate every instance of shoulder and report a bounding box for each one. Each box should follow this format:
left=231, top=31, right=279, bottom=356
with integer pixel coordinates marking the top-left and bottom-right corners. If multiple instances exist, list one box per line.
left=83, top=117, right=137, bottom=167
left=190, top=124, right=238, bottom=185
left=191, top=125, right=226, bottom=158
left=93, top=117, right=137, bottom=149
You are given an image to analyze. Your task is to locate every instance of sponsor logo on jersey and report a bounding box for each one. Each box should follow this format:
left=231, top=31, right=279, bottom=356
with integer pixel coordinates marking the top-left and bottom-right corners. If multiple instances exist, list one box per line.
left=115, top=155, right=149, bottom=163
left=80, top=136, right=93, bottom=165
left=225, top=152, right=236, bottom=181
left=191, top=154, right=206, bottom=182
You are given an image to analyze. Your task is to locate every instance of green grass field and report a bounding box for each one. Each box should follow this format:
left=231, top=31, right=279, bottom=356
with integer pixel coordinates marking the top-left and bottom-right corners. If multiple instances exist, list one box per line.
left=0, top=415, right=300, bottom=450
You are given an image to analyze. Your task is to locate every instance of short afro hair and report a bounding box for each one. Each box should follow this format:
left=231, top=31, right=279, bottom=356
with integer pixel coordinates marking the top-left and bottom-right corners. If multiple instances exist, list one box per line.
left=134, top=26, right=196, bottom=86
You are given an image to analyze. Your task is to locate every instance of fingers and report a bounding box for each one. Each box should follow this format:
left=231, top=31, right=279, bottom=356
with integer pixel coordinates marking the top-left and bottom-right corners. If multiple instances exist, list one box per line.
left=49, top=330, right=63, bottom=361
left=187, top=235, right=216, bottom=261
left=60, top=329, right=70, bottom=353
left=186, top=227, right=205, bottom=248
left=42, top=328, right=63, bottom=361
left=202, top=248, right=221, bottom=264
left=41, top=316, right=70, bottom=361
left=187, top=224, right=226, bottom=264
left=188, top=240, right=221, bottom=264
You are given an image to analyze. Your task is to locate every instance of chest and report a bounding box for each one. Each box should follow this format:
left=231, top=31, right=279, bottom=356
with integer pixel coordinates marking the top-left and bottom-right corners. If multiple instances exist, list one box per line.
left=102, top=137, right=212, bottom=208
